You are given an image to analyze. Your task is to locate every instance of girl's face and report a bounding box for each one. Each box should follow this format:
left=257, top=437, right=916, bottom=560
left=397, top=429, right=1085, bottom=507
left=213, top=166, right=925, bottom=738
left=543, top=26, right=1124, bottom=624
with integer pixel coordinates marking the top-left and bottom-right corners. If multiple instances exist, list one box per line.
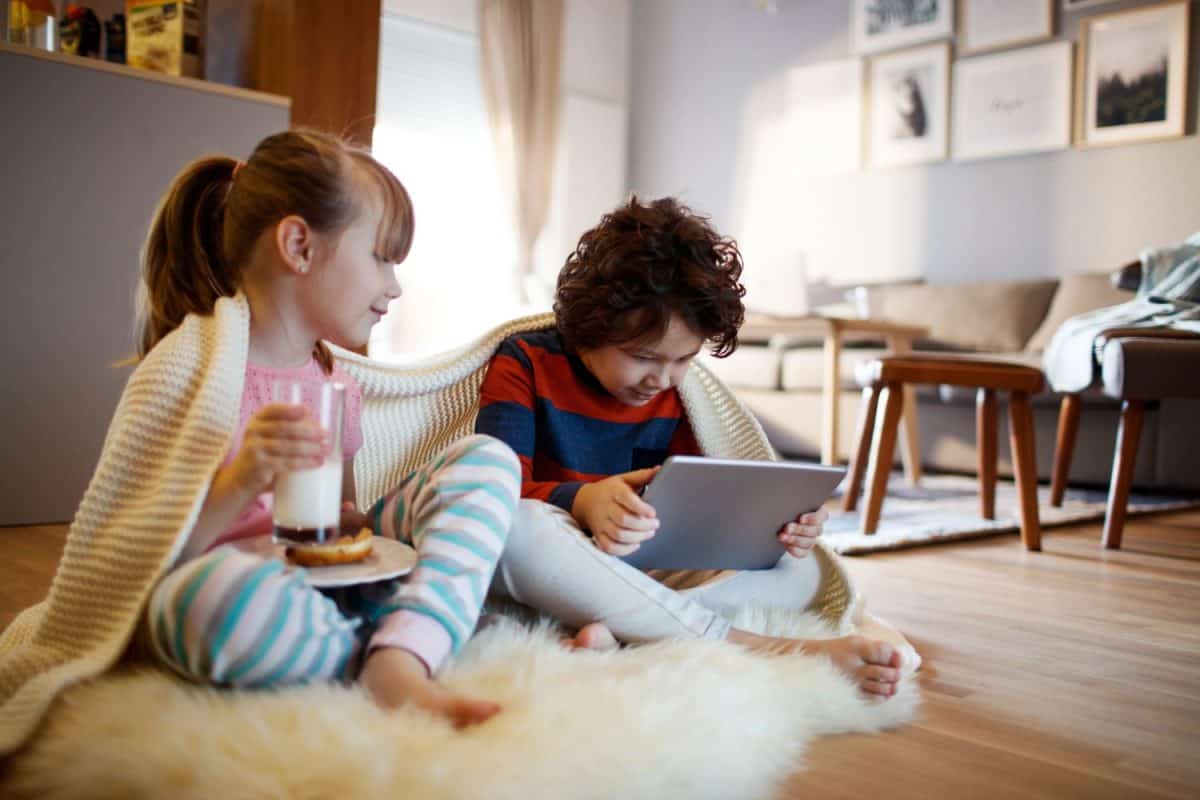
left=579, top=312, right=704, bottom=406
left=303, top=196, right=402, bottom=349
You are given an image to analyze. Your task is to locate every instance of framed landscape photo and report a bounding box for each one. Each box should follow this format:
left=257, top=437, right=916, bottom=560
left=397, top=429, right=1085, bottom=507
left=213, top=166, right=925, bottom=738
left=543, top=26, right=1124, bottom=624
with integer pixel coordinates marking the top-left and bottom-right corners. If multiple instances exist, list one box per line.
left=1077, top=1, right=1191, bottom=148
left=867, top=42, right=950, bottom=168
left=852, top=0, right=954, bottom=55
left=960, top=0, right=1054, bottom=55
left=953, top=41, right=1073, bottom=161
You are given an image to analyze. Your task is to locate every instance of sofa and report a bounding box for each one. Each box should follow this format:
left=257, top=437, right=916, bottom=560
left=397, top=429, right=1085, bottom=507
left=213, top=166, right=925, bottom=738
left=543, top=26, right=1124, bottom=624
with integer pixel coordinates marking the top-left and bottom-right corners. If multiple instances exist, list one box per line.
left=703, top=273, right=1200, bottom=493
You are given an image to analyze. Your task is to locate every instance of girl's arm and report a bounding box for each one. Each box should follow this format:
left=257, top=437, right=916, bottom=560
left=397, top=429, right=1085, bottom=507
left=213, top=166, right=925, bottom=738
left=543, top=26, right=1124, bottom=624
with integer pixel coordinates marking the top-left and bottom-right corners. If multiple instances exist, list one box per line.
left=181, top=404, right=325, bottom=560
left=181, top=464, right=262, bottom=560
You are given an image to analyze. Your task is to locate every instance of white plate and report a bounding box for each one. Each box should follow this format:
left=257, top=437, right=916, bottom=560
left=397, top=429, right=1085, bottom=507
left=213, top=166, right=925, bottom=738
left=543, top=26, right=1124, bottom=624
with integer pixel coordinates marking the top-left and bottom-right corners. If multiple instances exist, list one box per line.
left=231, top=535, right=417, bottom=588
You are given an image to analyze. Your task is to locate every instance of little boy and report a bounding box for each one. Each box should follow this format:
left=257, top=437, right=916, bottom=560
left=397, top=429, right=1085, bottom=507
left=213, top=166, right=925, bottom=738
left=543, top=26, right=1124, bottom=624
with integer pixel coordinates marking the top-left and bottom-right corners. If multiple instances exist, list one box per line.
left=477, top=197, right=904, bottom=698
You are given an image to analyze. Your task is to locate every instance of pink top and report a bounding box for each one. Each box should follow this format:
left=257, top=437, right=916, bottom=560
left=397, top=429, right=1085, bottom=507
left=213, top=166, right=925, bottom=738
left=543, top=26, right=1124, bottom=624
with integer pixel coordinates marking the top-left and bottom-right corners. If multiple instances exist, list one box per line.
left=207, top=357, right=364, bottom=552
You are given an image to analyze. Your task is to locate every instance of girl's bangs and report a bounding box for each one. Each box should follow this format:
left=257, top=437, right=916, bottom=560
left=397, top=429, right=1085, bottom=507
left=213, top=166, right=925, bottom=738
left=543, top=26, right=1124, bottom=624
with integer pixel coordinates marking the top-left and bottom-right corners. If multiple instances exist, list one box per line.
left=352, top=153, right=414, bottom=264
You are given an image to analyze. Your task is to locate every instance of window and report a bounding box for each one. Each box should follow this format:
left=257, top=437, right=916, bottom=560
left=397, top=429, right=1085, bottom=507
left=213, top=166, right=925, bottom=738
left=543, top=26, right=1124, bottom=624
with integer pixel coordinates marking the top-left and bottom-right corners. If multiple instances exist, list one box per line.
left=371, top=15, right=517, bottom=361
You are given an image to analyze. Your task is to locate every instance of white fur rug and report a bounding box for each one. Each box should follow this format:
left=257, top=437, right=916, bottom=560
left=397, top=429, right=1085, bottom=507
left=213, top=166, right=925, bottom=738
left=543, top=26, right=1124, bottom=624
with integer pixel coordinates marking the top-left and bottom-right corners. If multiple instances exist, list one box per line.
left=2, top=608, right=919, bottom=800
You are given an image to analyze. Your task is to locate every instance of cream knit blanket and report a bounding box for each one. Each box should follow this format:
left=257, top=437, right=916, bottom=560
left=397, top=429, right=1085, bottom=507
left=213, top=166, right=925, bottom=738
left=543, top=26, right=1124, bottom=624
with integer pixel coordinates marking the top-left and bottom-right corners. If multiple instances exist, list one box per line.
left=0, top=294, right=855, bottom=756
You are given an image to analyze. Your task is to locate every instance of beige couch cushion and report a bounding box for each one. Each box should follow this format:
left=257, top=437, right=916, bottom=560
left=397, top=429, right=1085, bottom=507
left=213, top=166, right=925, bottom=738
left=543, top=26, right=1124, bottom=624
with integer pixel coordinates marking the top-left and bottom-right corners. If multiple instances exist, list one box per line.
left=867, top=279, right=1059, bottom=352
left=1025, top=272, right=1131, bottom=353
left=780, top=347, right=888, bottom=391
left=700, top=346, right=782, bottom=390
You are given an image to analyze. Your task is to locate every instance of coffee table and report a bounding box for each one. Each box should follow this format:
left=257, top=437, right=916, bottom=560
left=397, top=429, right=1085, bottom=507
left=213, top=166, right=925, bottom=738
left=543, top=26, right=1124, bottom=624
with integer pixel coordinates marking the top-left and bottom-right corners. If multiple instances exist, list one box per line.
left=739, top=314, right=930, bottom=483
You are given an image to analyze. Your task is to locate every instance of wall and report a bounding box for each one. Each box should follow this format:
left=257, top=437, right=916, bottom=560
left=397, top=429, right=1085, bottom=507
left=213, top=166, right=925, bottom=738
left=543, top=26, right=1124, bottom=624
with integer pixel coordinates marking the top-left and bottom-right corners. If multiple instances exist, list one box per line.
left=629, top=0, right=1200, bottom=309
left=0, top=46, right=288, bottom=524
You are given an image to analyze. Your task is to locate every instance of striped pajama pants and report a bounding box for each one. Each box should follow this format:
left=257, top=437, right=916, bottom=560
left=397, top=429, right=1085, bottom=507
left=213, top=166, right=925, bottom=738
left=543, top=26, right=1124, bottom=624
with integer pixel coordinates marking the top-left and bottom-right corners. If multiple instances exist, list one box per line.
left=142, top=434, right=520, bottom=688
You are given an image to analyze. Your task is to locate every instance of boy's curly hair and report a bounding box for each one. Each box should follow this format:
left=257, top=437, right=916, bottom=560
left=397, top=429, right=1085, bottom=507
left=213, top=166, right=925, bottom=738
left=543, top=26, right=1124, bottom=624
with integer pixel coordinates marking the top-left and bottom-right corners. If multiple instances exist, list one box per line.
left=554, top=196, right=746, bottom=358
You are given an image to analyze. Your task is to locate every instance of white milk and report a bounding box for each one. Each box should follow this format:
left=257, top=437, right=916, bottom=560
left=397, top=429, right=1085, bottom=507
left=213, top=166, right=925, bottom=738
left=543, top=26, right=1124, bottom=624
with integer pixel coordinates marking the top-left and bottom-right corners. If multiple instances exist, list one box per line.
left=273, top=460, right=342, bottom=530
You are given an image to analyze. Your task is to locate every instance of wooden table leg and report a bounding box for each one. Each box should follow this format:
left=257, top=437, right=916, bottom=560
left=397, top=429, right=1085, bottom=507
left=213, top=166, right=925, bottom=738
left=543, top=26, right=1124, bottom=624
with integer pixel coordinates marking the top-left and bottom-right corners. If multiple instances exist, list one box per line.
left=1050, top=394, right=1081, bottom=508
left=843, top=385, right=880, bottom=512
left=861, top=383, right=904, bottom=535
left=886, top=334, right=923, bottom=486
left=977, top=388, right=997, bottom=520
left=1104, top=399, right=1145, bottom=550
left=1008, top=391, right=1041, bottom=551
left=821, top=329, right=843, bottom=466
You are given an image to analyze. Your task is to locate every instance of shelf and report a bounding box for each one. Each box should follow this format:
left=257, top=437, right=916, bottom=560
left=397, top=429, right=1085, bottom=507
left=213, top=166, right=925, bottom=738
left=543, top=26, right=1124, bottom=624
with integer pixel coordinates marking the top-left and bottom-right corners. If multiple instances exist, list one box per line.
left=0, top=40, right=290, bottom=108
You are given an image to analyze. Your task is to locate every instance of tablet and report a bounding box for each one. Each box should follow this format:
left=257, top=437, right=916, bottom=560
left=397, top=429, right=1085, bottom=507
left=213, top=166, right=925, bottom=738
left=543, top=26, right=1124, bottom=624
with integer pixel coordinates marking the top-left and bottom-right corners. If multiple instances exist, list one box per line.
left=619, top=456, right=846, bottom=570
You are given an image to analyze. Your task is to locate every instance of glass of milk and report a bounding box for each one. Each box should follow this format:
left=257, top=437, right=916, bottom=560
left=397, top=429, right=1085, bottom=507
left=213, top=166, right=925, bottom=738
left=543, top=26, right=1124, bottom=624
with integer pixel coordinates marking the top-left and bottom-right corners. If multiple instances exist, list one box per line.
left=270, top=380, right=346, bottom=546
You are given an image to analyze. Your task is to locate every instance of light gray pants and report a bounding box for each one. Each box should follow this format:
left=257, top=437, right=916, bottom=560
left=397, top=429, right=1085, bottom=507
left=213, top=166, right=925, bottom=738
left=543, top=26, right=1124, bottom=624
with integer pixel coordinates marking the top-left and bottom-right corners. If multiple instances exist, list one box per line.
left=489, top=499, right=827, bottom=643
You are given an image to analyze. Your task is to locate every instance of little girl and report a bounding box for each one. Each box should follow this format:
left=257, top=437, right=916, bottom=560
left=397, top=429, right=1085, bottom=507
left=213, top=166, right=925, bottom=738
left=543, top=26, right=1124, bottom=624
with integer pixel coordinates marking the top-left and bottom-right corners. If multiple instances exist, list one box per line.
left=0, top=130, right=520, bottom=741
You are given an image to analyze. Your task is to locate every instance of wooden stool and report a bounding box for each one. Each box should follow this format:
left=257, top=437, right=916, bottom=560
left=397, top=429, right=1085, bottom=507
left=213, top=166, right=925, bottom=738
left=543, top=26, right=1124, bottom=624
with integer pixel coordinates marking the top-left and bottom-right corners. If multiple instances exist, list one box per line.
left=842, top=355, right=1047, bottom=551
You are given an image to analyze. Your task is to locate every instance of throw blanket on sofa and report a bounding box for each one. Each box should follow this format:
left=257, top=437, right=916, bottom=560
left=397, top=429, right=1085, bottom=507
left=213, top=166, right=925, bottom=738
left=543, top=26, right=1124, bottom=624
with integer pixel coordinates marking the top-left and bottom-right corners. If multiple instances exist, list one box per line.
left=1045, top=232, right=1200, bottom=393
left=0, top=293, right=856, bottom=756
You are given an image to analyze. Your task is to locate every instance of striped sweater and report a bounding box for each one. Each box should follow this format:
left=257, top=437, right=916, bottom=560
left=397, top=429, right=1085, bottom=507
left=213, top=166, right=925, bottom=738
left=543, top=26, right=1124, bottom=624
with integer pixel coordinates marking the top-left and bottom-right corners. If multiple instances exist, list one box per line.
left=474, top=329, right=700, bottom=513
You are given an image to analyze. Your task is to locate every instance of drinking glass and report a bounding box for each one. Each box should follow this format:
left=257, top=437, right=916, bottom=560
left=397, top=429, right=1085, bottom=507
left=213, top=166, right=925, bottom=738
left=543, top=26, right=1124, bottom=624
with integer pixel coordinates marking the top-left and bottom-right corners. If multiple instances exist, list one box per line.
left=270, top=380, right=345, bottom=546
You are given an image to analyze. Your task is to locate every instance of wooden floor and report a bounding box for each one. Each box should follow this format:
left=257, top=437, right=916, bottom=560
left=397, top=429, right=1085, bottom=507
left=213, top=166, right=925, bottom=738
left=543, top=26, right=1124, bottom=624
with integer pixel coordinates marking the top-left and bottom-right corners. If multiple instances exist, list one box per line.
left=1, top=511, right=1198, bottom=798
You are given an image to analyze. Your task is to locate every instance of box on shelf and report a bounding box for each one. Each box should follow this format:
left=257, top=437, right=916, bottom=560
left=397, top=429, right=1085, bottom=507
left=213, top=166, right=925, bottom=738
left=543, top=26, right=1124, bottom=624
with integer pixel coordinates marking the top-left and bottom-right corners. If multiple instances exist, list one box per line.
left=125, top=0, right=205, bottom=77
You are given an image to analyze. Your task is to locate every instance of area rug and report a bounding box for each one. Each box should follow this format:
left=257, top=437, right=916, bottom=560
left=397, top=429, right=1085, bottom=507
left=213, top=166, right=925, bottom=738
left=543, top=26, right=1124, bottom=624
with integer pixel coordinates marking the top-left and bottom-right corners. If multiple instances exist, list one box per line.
left=825, top=474, right=1200, bottom=555
left=0, top=607, right=919, bottom=800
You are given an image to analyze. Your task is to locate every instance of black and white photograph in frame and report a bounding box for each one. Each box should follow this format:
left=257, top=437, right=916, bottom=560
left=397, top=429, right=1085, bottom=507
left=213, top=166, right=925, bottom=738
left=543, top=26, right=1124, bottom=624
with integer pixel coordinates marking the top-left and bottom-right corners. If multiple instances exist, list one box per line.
left=852, top=0, right=954, bottom=55
left=961, top=0, right=1054, bottom=55
left=868, top=42, right=950, bottom=167
left=953, top=40, right=1073, bottom=161
left=1077, top=0, right=1191, bottom=148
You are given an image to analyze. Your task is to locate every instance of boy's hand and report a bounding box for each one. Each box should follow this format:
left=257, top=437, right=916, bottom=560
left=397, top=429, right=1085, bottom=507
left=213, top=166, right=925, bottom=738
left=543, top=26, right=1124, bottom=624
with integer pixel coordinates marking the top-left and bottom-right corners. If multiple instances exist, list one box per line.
left=778, top=507, right=828, bottom=558
left=572, top=467, right=661, bottom=557
left=227, top=404, right=328, bottom=495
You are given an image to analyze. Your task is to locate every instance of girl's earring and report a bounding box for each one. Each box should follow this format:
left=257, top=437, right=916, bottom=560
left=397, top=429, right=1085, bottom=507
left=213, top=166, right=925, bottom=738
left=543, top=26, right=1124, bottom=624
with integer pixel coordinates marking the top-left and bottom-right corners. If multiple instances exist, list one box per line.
left=299, top=265, right=309, bottom=274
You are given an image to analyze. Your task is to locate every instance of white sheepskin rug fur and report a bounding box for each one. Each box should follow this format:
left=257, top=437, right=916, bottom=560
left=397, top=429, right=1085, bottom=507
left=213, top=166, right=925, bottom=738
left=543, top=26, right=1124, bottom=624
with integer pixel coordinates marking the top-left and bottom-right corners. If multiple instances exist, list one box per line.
left=2, top=608, right=919, bottom=800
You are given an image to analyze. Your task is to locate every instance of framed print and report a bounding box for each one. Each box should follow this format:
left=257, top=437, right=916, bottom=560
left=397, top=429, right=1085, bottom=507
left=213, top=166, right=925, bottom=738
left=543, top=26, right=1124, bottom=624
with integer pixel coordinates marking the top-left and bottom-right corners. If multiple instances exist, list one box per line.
left=953, top=41, right=1073, bottom=161
left=784, top=58, right=864, bottom=176
left=867, top=43, right=950, bottom=168
left=1076, top=1, right=1190, bottom=148
left=961, top=0, right=1054, bottom=54
left=852, top=0, right=954, bottom=55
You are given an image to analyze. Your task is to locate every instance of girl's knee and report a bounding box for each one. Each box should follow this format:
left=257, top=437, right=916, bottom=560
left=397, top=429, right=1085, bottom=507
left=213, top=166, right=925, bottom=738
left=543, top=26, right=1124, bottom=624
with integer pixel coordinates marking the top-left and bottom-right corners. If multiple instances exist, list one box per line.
left=451, top=434, right=520, bottom=475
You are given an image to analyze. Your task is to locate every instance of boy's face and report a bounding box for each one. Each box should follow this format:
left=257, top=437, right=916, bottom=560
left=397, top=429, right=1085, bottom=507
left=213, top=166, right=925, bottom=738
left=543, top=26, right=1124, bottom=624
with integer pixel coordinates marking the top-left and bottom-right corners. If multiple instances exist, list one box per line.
left=579, top=312, right=704, bottom=406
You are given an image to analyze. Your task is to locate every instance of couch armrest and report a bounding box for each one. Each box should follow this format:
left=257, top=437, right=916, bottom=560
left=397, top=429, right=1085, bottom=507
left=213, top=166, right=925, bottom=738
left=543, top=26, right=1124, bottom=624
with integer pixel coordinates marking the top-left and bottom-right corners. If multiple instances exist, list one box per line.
left=1112, top=260, right=1142, bottom=292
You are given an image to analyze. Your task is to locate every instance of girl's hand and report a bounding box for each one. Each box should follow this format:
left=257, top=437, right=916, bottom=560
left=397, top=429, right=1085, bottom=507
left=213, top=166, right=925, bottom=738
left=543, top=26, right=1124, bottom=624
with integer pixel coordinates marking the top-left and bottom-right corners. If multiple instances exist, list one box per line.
left=778, top=507, right=828, bottom=558
left=572, top=467, right=661, bottom=557
left=340, top=501, right=370, bottom=535
left=227, top=404, right=328, bottom=495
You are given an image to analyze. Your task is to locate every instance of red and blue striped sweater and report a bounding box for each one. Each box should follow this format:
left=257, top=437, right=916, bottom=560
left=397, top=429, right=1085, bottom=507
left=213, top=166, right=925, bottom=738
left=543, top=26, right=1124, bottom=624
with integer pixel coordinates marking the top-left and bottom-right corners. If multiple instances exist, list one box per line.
left=475, top=329, right=700, bottom=512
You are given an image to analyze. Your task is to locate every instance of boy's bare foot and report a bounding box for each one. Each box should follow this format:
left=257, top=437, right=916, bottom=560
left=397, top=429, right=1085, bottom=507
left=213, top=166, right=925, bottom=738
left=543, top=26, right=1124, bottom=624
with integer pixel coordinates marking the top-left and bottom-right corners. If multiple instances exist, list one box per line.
left=360, top=647, right=501, bottom=729
left=563, top=622, right=620, bottom=651
left=728, top=629, right=902, bottom=698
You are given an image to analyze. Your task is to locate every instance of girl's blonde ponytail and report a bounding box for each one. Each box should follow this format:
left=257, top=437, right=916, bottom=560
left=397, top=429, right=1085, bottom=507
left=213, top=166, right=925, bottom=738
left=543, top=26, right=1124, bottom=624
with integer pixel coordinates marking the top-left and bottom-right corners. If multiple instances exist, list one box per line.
left=135, top=156, right=239, bottom=358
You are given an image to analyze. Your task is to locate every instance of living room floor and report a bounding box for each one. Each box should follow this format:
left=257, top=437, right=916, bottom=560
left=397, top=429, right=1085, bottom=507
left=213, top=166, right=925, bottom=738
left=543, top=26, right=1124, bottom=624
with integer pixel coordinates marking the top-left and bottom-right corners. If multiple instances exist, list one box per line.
left=1, top=511, right=1198, bottom=799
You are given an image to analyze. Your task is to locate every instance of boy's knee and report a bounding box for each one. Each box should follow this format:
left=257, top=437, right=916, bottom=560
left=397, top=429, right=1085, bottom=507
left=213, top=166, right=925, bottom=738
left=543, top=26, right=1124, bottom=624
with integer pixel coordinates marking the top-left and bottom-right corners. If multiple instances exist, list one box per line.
left=509, top=499, right=586, bottom=554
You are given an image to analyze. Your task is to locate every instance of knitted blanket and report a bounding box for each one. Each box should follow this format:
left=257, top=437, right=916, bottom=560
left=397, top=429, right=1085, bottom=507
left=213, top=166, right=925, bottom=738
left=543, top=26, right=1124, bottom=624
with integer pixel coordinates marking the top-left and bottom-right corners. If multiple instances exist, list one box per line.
left=0, top=294, right=855, bottom=756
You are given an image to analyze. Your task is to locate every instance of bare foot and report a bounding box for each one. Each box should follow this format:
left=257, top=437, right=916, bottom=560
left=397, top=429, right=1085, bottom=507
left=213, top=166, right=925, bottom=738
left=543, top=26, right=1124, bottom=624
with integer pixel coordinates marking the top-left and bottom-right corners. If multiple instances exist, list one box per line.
left=562, top=622, right=620, bottom=652
left=360, top=648, right=501, bottom=729
left=727, top=629, right=902, bottom=698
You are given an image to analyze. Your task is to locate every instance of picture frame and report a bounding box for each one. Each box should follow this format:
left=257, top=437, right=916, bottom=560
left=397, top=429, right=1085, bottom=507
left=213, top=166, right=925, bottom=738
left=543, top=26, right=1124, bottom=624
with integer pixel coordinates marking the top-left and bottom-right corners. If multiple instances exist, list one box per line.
left=953, top=40, right=1073, bottom=162
left=852, top=0, right=954, bottom=55
left=960, top=0, right=1054, bottom=55
left=867, top=42, right=950, bottom=168
left=1076, top=1, right=1190, bottom=148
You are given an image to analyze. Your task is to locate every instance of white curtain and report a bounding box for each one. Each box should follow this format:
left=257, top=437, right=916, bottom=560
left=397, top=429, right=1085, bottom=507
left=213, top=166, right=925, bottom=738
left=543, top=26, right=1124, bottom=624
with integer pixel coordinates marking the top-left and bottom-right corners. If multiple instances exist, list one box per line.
left=478, top=0, right=565, bottom=304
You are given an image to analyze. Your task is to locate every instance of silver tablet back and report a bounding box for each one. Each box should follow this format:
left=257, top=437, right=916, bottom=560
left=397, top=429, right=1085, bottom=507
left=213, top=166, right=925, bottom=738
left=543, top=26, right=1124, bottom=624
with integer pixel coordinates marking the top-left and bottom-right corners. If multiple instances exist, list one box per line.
left=621, top=456, right=846, bottom=570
